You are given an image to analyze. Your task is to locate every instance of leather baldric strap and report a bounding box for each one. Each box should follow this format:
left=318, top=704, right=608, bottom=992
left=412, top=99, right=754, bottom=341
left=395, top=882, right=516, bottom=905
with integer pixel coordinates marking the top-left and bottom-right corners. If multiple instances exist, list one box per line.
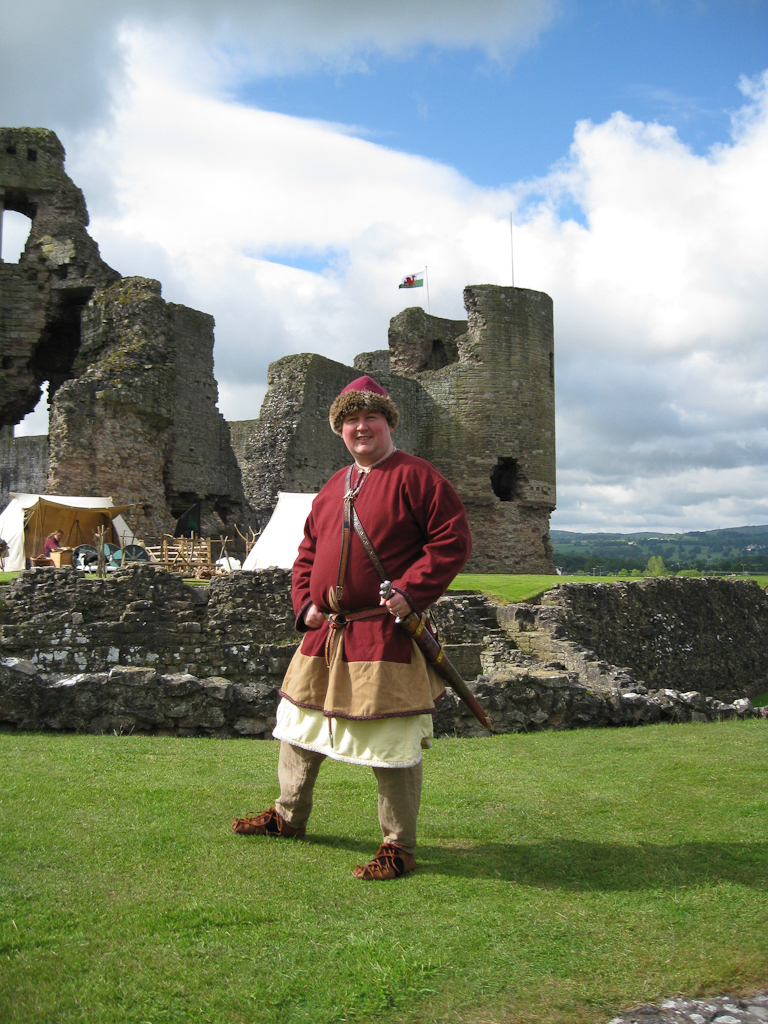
left=325, top=465, right=389, bottom=668
left=337, top=464, right=388, bottom=588
left=350, top=499, right=388, bottom=584
left=335, top=465, right=362, bottom=605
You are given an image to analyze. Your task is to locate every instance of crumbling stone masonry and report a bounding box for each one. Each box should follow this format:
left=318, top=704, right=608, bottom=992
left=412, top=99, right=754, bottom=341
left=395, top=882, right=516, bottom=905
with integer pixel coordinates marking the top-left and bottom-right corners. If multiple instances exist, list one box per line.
left=500, top=576, right=768, bottom=703
left=234, top=288, right=557, bottom=573
left=2, top=127, right=558, bottom=568
left=0, top=425, right=48, bottom=497
left=0, top=129, right=119, bottom=429
left=0, top=568, right=761, bottom=738
left=47, top=276, right=247, bottom=537
left=0, top=127, right=247, bottom=536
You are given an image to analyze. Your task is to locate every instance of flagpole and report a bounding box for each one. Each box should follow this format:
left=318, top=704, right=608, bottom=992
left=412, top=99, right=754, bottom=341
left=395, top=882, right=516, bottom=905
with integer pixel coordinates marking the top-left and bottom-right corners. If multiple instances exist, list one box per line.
left=425, top=266, right=430, bottom=314
left=510, top=213, right=515, bottom=288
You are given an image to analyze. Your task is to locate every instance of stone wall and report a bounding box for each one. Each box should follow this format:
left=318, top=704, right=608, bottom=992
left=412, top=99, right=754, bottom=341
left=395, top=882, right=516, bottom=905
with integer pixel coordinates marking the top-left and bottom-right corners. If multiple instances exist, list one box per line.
left=236, top=352, right=429, bottom=526
left=1, top=127, right=249, bottom=539
left=233, top=286, right=556, bottom=573
left=1, top=655, right=756, bottom=740
left=0, top=564, right=296, bottom=684
left=165, top=302, right=246, bottom=525
left=47, top=277, right=248, bottom=536
left=235, top=354, right=353, bottom=526
left=416, top=286, right=556, bottom=573
left=387, top=308, right=466, bottom=376
left=0, top=128, right=120, bottom=428
left=47, top=278, right=176, bottom=532
left=498, top=576, right=768, bottom=703
left=0, top=569, right=762, bottom=738
left=0, top=426, right=49, bottom=510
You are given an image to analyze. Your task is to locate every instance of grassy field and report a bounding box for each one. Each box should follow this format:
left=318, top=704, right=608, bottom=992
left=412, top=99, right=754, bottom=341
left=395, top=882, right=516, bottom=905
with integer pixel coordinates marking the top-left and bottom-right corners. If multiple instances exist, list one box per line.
left=1, top=722, right=766, bottom=1024
left=449, top=574, right=598, bottom=603
left=2, top=569, right=767, bottom=597
left=450, top=573, right=768, bottom=604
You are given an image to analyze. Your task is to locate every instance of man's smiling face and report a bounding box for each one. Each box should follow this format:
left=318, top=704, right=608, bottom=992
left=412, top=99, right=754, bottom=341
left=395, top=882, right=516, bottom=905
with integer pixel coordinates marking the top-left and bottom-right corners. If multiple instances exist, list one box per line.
left=341, top=410, right=394, bottom=467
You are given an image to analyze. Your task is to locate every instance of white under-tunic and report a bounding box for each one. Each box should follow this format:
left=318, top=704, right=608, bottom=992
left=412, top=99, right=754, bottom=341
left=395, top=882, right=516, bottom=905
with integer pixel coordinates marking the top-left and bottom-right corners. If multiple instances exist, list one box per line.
left=272, top=697, right=433, bottom=768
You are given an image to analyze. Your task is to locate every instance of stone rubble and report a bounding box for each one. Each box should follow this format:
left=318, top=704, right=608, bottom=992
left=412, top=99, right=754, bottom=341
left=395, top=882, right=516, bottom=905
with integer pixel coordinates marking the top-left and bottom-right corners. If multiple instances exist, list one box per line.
left=499, top=576, right=768, bottom=705
left=235, top=285, right=557, bottom=574
left=604, top=991, right=768, bottom=1024
left=0, top=566, right=763, bottom=738
left=0, top=127, right=247, bottom=536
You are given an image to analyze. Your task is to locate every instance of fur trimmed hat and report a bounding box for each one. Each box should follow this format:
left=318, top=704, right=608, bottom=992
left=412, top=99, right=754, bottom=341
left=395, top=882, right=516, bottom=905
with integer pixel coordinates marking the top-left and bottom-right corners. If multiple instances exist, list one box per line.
left=329, top=375, right=400, bottom=436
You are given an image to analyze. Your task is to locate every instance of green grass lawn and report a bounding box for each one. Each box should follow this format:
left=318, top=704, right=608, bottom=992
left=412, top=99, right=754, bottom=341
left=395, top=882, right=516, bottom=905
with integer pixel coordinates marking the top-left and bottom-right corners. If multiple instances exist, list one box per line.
left=450, top=573, right=768, bottom=604
left=2, top=570, right=766, bottom=598
left=449, top=573, right=596, bottom=603
left=1, top=722, right=766, bottom=1024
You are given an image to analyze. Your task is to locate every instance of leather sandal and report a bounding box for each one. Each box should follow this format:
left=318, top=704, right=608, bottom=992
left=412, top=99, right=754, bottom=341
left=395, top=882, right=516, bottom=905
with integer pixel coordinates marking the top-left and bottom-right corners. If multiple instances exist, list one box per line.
left=352, top=842, right=416, bottom=880
left=231, top=807, right=306, bottom=838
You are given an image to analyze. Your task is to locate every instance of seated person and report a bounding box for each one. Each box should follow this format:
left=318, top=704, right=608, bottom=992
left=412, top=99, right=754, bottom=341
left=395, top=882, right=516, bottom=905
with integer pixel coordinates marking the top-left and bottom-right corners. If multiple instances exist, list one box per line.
left=43, top=531, right=64, bottom=557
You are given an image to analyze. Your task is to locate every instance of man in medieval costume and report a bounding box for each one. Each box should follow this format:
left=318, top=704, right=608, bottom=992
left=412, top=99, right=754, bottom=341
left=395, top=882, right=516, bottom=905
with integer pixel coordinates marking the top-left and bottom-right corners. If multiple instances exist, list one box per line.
left=233, top=375, right=472, bottom=879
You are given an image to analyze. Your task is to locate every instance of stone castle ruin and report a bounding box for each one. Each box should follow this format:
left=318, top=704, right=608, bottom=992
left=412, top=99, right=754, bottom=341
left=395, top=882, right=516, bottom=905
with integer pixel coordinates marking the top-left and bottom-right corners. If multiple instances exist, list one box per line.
left=1, top=126, right=556, bottom=571
left=232, top=289, right=556, bottom=572
left=0, top=127, right=247, bottom=539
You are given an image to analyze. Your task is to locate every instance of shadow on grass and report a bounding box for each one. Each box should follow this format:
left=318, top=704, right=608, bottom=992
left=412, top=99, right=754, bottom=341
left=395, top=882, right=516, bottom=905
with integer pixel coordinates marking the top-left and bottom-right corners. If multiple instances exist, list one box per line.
left=308, top=834, right=385, bottom=855
left=415, top=840, right=768, bottom=890
left=267, top=834, right=768, bottom=891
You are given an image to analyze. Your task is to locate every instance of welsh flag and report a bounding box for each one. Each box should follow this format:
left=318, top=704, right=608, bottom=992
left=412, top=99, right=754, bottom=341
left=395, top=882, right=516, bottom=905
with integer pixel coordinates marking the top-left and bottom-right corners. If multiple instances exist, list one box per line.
left=399, top=272, right=424, bottom=289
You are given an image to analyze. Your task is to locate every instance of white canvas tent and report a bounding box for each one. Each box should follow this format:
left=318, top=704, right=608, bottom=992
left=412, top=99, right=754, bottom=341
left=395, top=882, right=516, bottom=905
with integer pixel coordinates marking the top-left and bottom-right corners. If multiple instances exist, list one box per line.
left=243, top=492, right=317, bottom=571
left=0, top=494, right=135, bottom=571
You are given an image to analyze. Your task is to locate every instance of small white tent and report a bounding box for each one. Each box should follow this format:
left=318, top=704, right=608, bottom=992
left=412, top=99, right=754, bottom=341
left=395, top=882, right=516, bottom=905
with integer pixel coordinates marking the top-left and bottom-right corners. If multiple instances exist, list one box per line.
left=0, top=494, right=135, bottom=571
left=243, top=492, right=317, bottom=571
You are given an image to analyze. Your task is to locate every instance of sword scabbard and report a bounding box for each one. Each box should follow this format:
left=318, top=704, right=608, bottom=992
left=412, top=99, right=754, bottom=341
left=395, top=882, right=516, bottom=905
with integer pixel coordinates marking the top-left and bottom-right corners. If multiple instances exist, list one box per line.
left=380, top=582, right=492, bottom=731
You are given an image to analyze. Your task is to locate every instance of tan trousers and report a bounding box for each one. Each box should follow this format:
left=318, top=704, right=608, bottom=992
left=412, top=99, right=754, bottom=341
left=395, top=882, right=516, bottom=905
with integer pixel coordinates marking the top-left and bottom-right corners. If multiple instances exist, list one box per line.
left=274, top=741, right=423, bottom=855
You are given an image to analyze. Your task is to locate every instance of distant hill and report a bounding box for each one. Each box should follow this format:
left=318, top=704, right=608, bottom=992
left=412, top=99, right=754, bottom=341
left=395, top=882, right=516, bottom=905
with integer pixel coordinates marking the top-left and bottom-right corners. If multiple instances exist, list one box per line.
left=551, top=524, right=768, bottom=573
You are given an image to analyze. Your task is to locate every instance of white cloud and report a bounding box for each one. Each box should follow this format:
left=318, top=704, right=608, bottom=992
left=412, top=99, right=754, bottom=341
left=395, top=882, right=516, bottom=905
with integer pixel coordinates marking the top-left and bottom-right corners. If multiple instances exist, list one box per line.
left=515, top=72, right=768, bottom=529
left=14, top=383, right=49, bottom=438
left=0, top=0, right=558, bottom=131
left=75, top=38, right=514, bottom=389
left=4, top=14, right=766, bottom=533
left=0, top=211, right=32, bottom=263
left=68, top=48, right=768, bottom=532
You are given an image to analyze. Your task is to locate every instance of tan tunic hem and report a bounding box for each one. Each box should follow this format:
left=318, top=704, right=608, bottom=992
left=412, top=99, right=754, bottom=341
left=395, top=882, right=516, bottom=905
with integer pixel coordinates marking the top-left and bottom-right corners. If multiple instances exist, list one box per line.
left=280, top=635, right=445, bottom=721
left=277, top=690, right=440, bottom=721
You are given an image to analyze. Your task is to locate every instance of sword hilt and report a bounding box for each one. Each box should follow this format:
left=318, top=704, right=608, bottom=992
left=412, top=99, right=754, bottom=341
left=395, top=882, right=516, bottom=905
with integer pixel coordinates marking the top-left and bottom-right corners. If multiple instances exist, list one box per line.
left=379, top=580, right=402, bottom=621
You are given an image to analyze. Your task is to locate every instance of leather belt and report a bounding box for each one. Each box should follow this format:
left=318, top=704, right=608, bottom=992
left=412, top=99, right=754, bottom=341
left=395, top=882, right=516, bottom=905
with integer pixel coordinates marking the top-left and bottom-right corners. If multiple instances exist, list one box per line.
left=324, top=605, right=387, bottom=667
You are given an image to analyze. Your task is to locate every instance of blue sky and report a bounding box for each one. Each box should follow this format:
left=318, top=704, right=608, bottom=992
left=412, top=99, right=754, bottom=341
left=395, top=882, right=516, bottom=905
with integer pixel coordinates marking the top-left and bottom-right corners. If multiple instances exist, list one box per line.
left=236, top=1, right=767, bottom=188
left=1, top=0, right=767, bottom=532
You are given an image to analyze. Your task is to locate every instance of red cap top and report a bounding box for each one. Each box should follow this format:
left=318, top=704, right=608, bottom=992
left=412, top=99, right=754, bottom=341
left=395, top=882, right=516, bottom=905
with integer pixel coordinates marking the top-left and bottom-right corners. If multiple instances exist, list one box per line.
left=341, top=375, right=389, bottom=397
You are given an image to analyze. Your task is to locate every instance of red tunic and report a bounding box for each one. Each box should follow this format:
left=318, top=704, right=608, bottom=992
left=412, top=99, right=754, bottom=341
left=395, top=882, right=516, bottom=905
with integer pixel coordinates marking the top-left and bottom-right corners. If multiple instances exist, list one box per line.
left=279, top=450, right=472, bottom=720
